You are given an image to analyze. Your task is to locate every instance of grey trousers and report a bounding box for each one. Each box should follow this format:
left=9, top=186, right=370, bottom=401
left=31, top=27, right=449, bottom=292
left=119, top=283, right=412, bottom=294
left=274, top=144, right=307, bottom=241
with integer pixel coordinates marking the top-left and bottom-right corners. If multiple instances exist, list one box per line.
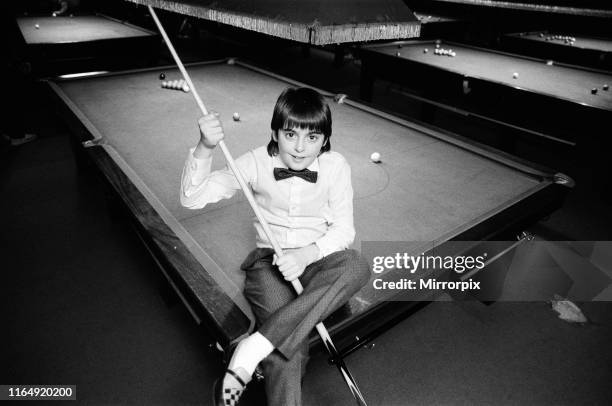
left=241, top=248, right=370, bottom=406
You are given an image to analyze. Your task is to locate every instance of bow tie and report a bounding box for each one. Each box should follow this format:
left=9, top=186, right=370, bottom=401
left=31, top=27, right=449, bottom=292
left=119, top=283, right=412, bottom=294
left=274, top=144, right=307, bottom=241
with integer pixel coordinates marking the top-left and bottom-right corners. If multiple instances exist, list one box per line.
left=273, top=167, right=318, bottom=183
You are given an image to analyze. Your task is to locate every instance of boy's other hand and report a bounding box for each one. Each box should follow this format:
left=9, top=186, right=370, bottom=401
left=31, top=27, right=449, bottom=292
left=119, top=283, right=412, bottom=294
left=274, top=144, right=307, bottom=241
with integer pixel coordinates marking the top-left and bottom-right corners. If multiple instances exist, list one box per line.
left=273, top=245, right=319, bottom=282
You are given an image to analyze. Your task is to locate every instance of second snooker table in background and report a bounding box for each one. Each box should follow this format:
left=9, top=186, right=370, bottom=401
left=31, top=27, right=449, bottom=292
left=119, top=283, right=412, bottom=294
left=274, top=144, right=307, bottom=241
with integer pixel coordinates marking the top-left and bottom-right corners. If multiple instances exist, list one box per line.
left=359, top=40, right=612, bottom=148
left=15, top=13, right=160, bottom=76
left=501, top=31, right=612, bottom=71
left=47, top=59, right=572, bottom=355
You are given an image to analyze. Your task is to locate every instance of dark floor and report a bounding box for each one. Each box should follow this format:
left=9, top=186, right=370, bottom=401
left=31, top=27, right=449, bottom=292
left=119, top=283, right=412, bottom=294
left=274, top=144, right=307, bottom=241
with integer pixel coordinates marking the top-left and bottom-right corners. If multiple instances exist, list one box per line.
left=2, top=25, right=612, bottom=406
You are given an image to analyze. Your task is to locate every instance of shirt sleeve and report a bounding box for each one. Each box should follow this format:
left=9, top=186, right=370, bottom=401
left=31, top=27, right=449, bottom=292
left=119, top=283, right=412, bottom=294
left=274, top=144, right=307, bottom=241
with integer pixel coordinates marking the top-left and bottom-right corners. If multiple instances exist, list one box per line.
left=180, top=147, right=257, bottom=209
left=315, top=157, right=356, bottom=258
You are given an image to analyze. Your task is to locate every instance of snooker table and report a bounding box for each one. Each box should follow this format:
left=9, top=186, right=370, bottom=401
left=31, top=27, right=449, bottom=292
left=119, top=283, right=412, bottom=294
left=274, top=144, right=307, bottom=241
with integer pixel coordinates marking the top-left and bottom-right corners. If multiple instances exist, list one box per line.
left=47, top=59, right=572, bottom=354
left=359, top=40, right=612, bottom=146
left=502, top=31, right=612, bottom=71
left=16, top=13, right=159, bottom=76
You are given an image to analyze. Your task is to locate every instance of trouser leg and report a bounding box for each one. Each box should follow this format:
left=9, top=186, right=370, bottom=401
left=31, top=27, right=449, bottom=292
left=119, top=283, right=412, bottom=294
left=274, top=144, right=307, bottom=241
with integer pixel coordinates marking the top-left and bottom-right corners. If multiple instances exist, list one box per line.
left=259, top=343, right=309, bottom=406
left=243, top=248, right=371, bottom=359
left=241, top=248, right=370, bottom=405
left=242, top=248, right=305, bottom=406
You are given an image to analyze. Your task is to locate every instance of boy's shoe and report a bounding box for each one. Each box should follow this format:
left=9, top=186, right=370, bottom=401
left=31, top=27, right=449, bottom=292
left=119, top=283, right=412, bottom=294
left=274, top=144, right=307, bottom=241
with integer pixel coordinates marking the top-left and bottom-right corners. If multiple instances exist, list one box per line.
left=213, top=367, right=251, bottom=406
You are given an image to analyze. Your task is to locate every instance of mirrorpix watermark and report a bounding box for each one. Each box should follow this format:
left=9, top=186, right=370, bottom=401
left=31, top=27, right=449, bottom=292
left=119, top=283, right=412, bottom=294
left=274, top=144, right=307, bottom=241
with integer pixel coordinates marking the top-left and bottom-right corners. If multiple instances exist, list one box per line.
left=362, top=240, right=612, bottom=301
left=362, top=241, right=490, bottom=295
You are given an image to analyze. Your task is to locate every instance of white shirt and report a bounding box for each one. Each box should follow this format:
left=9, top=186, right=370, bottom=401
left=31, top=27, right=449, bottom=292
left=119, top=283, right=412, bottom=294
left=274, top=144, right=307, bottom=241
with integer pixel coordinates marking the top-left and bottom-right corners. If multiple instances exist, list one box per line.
left=180, top=145, right=355, bottom=258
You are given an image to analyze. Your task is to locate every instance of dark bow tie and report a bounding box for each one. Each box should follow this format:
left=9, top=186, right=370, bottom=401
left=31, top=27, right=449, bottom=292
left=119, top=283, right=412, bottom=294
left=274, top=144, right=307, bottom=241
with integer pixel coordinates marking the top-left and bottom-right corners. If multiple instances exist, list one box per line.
left=273, top=167, right=318, bottom=183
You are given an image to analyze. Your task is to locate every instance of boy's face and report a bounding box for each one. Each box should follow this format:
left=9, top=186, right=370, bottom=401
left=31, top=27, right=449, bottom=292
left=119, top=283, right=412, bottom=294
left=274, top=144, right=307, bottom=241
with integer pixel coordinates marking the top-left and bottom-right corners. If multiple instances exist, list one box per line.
left=273, top=126, right=326, bottom=171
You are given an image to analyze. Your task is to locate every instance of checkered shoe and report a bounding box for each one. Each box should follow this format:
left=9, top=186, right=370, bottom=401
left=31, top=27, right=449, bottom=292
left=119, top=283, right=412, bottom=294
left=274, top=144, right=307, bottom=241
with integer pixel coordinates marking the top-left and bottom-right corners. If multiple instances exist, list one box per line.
left=213, top=367, right=252, bottom=406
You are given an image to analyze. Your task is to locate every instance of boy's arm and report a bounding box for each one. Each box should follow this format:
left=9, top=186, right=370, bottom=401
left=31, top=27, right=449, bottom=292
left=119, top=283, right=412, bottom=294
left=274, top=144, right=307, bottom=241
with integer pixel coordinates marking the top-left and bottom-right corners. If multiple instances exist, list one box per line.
left=180, top=114, right=256, bottom=209
left=315, top=158, right=355, bottom=258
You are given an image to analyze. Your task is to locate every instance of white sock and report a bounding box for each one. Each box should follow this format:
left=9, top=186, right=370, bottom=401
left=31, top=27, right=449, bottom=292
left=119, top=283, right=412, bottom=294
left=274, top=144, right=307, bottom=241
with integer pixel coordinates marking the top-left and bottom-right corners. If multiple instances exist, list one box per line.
left=228, top=331, right=275, bottom=376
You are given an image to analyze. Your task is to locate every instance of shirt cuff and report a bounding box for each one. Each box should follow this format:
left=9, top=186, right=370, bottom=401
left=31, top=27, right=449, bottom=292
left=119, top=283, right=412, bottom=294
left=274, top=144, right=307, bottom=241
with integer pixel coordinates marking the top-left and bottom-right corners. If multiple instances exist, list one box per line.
left=315, top=239, right=334, bottom=260
left=188, top=147, right=212, bottom=186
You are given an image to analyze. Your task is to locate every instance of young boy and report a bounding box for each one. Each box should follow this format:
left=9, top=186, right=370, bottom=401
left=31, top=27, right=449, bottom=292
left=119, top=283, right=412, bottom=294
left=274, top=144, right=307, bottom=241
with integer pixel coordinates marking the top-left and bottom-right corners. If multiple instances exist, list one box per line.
left=180, top=87, right=370, bottom=406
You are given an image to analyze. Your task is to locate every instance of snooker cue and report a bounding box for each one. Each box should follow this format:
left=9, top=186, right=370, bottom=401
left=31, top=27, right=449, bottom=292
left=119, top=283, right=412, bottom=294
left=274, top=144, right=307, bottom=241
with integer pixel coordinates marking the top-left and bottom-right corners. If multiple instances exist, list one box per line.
left=147, top=7, right=368, bottom=406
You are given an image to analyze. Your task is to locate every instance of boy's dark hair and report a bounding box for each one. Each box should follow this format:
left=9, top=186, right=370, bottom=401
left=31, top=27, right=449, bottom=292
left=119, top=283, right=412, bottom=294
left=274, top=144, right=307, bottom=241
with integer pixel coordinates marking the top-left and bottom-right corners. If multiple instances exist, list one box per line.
left=268, top=87, right=332, bottom=156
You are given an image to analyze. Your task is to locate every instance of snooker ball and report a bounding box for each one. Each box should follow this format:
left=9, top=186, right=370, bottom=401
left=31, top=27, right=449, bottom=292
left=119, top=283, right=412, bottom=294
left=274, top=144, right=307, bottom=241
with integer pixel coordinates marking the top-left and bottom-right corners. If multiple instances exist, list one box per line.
left=546, top=60, right=554, bottom=66
left=396, top=52, right=401, bottom=57
left=232, top=112, right=240, bottom=121
left=603, top=84, right=609, bottom=91
left=35, top=24, right=40, bottom=29
left=591, top=88, right=598, bottom=94
left=159, top=73, right=166, bottom=80
left=512, top=72, right=519, bottom=79
left=182, top=84, right=190, bottom=93
left=370, top=152, right=381, bottom=163
left=423, top=48, right=428, bottom=53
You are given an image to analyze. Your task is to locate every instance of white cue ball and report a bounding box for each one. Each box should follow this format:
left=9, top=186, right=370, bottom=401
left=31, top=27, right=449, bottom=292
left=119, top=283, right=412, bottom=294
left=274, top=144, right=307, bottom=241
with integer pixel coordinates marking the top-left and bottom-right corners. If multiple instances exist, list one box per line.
left=370, top=152, right=381, bottom=163
left=35, top=24, right=40, bottom=29
left=182, top=84, right=190, bottom=93
left=512, top=72, right=519, bottom=79
left=232, top=112, right=240, bottom=121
